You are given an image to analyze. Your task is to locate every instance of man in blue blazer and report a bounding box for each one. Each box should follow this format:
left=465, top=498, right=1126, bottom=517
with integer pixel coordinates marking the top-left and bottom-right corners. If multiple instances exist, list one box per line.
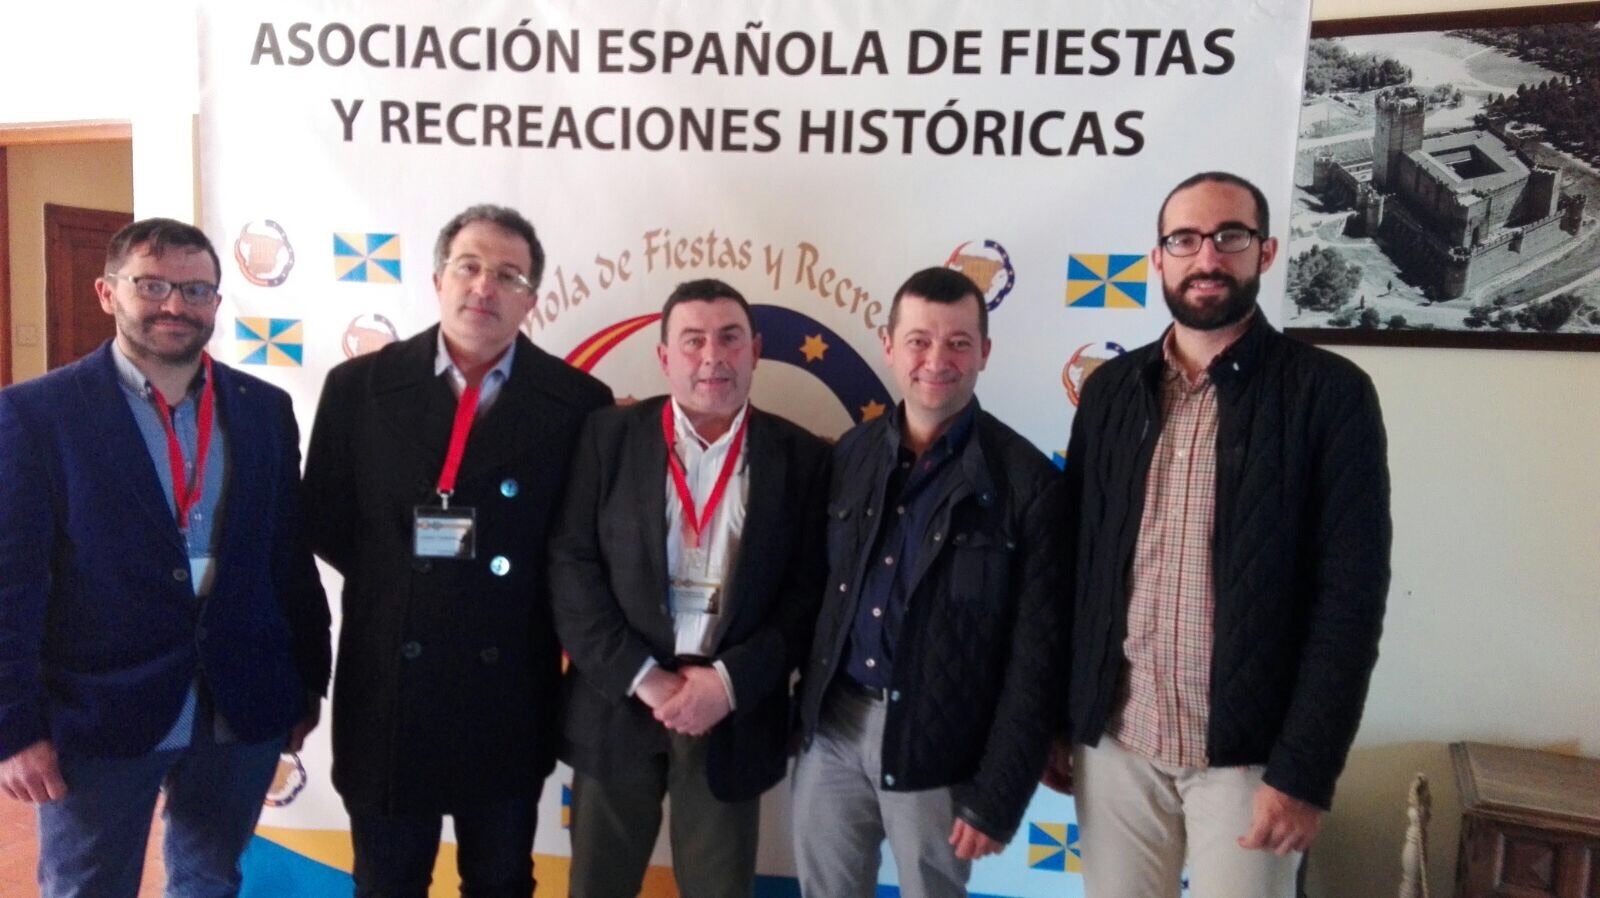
left=0, top=218, right=331, bottom=898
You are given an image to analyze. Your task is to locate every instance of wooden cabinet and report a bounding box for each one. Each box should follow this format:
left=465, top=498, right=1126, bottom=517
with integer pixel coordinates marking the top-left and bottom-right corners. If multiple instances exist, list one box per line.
left=1452, top=742, right=1600, bottom=898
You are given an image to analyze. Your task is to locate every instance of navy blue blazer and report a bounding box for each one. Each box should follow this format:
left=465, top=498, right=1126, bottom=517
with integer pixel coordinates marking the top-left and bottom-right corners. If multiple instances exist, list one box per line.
left=0, top=341, right=331, bottom=761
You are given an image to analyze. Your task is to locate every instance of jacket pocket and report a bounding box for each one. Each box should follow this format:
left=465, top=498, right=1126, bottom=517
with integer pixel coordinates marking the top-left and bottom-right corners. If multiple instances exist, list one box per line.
left=825, top=501, right=861, bottom=574
left=950, top=529, right=1016, bottom=602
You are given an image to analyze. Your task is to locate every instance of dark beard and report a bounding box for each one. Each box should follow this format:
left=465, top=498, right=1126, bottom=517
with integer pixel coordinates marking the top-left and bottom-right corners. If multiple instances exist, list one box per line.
left=1163, top=271, right=1260, bottom=331
left=121, top=310, right=213, bottom=364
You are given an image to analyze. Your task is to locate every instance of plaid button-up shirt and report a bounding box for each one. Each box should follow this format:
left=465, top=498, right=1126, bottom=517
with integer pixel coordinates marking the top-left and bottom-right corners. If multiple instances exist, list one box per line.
left=1106, top=330, right=1221, bottom=768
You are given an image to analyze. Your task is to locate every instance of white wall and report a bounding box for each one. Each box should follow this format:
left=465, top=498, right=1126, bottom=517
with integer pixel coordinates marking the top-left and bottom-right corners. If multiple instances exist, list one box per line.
left=0, top=1, right=198, bottom=220
left=3, top=1, right=1596, bottom=896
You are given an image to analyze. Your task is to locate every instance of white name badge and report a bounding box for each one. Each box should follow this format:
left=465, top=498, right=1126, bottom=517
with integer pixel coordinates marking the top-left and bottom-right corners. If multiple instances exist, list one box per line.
left=414, top=506, right=476, bottom=559
left=189, top=555, right=216, bottom=597
left=669, top=580, right=722, bottom=616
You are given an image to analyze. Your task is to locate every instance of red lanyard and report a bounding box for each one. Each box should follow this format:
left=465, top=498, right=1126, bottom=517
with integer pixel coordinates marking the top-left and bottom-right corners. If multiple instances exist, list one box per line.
left=662, top=401, right=748, bottom=548
left=148, top=354, right=215, bottom=531
left=435, top=383, right=483, bottom=505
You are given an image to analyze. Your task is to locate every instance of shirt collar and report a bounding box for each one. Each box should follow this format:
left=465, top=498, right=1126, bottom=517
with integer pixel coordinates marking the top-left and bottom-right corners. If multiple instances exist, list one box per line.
left=1159, top=310, right=1256, bottom=392
left=889, top=398, right=978, bottom=459
left=110, top=340, right=207, bottom=400
left=435, top=331, right=516, bottom=384
left=1159, top=329, right=1211, bottom=391
left=671, top=397, right=750, bottom=451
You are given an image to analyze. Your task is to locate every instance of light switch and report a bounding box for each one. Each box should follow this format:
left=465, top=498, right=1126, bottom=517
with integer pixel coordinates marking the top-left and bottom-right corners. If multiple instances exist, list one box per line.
left=15, top=324, right=40, bottom=347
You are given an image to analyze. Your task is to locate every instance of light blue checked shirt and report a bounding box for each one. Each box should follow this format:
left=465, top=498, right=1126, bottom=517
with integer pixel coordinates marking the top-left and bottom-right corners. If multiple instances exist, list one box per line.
left=111, top=342, right=233, bottom=749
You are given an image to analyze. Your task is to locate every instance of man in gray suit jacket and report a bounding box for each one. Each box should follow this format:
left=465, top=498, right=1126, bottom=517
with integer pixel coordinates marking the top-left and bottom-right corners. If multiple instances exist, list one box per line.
left=549, top=279, right=829, bottom=898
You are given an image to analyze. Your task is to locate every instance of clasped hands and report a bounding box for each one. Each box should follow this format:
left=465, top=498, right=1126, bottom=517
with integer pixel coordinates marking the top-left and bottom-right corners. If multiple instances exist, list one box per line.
left=636, top=664, right=731, bottom=736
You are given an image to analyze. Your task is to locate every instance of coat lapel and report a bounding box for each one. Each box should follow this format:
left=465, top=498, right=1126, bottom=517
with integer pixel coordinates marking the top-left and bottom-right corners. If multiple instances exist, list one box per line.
left=208, top=361, right=265, bottom=577
left=640, top=399, right=672, bottom=618
left=451, top=336, right=559, bottom=488
left=713, top=409, right=784, bottom=649
left=372, top=327, right=457, bottom=496
left=77, top=343, right=186, bottom=554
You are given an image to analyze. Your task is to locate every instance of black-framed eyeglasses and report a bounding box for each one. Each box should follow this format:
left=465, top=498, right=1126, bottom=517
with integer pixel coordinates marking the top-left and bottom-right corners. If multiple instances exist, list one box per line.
left=446, top=257, right=535, bottom=296
left=106, top=274, right=219, bottom=306
left=1160, top=227, right=1262, bottom=257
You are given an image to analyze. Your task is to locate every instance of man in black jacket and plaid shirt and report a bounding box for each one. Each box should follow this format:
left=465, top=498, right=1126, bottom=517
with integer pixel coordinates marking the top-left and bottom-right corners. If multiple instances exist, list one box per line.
left=1048, top=171, right=1392, bottom=898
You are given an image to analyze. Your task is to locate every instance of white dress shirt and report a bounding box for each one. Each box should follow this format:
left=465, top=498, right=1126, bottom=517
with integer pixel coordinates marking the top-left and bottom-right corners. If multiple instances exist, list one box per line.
left=629, top=399, right=750, bottom=708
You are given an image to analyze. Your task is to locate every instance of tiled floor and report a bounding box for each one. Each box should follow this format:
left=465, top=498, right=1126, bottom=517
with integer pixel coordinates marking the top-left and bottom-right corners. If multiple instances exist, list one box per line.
left=0, top=796, right=167, bottom=896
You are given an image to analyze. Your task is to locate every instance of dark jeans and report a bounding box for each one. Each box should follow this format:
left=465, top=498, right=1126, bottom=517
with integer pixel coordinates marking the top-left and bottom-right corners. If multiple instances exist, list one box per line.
left=37, top=736, right=284, bottom=898
left=347, top=795, right=537, bottom=898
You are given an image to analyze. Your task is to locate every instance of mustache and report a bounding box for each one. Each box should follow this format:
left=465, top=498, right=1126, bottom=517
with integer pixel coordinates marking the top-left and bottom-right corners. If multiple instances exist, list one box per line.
left=143, top=313, right=205, bottom=328
left=692, top=365, right=735, bottom=382
left=1179, top=272, right=1241, bottom=292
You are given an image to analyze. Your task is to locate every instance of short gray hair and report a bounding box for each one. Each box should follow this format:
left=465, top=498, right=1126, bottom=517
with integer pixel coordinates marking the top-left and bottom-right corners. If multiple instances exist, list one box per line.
left=432, top=204, right=544, bottom=289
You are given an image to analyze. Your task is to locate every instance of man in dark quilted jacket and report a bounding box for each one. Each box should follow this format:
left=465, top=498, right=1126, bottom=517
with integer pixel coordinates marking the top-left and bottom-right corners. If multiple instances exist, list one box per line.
left=1047, top=171, right=1391, bottom=898
left=794, top=267, right=1068, bottom=897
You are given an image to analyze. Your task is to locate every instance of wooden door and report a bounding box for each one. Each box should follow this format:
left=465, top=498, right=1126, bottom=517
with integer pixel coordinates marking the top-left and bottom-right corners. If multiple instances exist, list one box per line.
left=45, top=203, right=132, bottom=370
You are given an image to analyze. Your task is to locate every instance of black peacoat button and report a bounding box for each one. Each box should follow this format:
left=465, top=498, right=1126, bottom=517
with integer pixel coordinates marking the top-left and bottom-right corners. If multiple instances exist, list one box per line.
left=411, top=558, right=432, bottom=573
left=479, top=647, right=500, bottom=664
left=400, top=641, right=422, bottom=660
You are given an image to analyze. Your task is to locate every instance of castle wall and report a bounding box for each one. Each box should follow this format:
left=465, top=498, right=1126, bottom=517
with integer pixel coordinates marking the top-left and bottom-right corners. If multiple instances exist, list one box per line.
left=1392, top=153, right=1532, bottom=245
left=1459, top=211, right=1575, bottom=295
left=1375, top=196, right=1579, bottom=300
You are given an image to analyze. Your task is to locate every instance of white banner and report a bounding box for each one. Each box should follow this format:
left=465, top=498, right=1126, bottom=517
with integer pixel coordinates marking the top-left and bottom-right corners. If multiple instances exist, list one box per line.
left=199, top=2, right=1311, bottom=895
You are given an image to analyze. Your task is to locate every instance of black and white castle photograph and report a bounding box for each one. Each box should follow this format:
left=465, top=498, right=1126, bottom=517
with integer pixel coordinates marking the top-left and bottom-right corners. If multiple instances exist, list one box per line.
left=1286, top=7, right=1600, bottom=346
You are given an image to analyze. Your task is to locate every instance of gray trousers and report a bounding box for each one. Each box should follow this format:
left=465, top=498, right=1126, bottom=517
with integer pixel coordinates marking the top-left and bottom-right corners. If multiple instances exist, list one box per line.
left=568, top=730, right=759, bottom=898
left=792, top=685, right=971, bottom=898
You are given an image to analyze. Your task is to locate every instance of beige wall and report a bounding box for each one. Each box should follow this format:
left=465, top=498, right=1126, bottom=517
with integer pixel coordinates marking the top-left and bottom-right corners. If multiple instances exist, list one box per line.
left=1304, top=1, right=1600, bottom=896
left=5, top=141, right=134, bottom=381
left=1309, top=346, right=1600, bottom=897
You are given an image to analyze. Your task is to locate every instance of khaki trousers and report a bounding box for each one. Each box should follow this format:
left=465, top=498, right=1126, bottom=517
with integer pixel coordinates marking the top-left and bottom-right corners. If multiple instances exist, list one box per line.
left=1074, top=739, right=1301, bottom=898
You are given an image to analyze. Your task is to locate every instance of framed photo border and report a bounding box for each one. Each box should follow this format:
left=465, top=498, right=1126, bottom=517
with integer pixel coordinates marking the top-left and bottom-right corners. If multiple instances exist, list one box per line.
left=1284, top=0, right=1600, bottom=352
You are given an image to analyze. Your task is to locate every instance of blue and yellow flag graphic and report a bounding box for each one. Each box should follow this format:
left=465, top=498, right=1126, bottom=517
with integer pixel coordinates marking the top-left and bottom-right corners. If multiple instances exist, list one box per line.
left=1027, top=821, right=1082, bottom=873
left=1066, top=254, right=1147, bottom=308
left=334, top=233, right=401, bottom=283
left=236, top=317, right=303, bottom=367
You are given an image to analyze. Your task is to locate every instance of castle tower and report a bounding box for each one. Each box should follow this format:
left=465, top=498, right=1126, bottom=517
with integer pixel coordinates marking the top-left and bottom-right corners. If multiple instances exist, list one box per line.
left=1372, top=88, right=1425, bottom=192
left=1523, top=166, right=1560, bottom=223
left=1563, top=193, right=1586, bottom=234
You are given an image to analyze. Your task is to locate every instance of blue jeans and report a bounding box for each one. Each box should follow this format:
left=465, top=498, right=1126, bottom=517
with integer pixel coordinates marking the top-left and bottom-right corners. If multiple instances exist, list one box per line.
left=347, top=796, right=537, bottom=898
left=36, top=736, right=284, bottom=898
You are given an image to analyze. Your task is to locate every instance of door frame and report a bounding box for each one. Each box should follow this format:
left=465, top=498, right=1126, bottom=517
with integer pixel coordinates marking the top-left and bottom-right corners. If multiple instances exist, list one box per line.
left=44, top=204, right=135, bottom=371
left=0, top=121, right=131, bottom=385
left=1, top=145, right=9, bottom=386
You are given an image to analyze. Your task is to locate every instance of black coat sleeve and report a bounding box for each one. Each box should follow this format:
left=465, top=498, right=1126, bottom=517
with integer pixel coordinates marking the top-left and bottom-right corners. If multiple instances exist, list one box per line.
left=952, top=473, right=1071, bottom=842
left=302, top=363, right=360, bottom=578
left=270, top=390, right=332, bottom=698
left=547, top=413, right=659, bottom=701
left=1262, top=368, right=1391, bottom=809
